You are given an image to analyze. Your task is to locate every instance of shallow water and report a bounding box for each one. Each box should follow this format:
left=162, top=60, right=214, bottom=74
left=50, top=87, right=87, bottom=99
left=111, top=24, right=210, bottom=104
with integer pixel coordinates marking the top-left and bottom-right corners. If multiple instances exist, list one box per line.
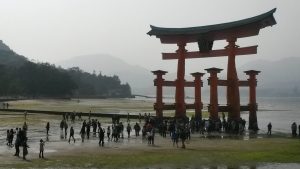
left=134, top=96, right=300, bottom=133
left=1, top=97, right=299, bottom=146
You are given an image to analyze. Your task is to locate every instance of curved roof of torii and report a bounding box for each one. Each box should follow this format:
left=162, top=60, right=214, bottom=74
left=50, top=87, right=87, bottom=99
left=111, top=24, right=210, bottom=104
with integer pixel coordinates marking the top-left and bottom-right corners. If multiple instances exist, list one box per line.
left=147, top=8, right=277, bottom=44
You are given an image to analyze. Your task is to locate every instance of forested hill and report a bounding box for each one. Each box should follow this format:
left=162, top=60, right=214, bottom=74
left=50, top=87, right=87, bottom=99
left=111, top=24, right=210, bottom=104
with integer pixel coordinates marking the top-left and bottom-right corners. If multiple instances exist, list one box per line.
left=0, top=41, right=131, bottom=98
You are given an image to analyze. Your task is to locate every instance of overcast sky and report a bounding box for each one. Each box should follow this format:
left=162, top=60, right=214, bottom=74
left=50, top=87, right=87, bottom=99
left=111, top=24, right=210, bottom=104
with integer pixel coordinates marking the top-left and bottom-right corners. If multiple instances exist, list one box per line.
left=0, top=0, right=299, bottom=73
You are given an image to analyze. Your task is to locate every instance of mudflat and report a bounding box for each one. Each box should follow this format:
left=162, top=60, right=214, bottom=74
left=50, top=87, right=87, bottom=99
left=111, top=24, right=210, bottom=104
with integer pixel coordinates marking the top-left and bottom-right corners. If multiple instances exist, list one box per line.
left=0, top=99, right=299, bottom=169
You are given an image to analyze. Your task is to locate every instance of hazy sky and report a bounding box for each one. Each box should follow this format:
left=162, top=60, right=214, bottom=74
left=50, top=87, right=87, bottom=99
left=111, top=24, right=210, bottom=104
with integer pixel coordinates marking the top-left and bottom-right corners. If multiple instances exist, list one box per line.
left=0, top=0, right=299, bottom=73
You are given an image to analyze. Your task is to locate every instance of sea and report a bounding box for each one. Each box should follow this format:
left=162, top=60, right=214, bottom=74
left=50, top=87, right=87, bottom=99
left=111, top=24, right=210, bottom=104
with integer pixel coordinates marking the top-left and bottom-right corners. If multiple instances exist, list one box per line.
left=133, top=96, right=300, bottom=134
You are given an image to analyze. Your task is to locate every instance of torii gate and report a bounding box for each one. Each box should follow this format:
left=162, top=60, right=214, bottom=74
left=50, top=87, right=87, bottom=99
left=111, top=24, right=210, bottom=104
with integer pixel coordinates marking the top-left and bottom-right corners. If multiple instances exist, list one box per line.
left=148, top=9, right=276, bottom=128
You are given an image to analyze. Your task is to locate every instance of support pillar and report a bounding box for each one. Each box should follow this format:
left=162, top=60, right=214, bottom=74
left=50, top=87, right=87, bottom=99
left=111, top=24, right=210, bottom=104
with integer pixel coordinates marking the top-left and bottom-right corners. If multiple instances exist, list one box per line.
left=175, top=42, right=187, bottom=118
left=191, top=72, right=205, bottom=120
left=226, top=38, right=241, bottom=121
left=205, top=68, right=223, bottom=121
left=152, top=70, right=167, bottom=118
left=244, top=70, right=260, bottom=130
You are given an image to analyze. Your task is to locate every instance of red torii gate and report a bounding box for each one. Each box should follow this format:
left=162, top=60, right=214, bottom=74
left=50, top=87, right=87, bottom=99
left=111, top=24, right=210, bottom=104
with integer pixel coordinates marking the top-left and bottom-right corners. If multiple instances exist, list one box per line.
left=148, top=9, right=276, bottom=128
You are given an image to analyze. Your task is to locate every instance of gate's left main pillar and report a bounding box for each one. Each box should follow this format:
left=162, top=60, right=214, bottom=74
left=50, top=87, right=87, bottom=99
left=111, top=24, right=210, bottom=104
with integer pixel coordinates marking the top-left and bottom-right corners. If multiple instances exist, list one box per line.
left=152, top=70, right=167, bottom=119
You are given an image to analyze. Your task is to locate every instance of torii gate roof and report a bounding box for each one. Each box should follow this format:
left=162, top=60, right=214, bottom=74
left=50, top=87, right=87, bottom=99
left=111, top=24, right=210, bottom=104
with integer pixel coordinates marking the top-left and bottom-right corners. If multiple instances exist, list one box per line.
left=147, top=8, right=277, bottom=44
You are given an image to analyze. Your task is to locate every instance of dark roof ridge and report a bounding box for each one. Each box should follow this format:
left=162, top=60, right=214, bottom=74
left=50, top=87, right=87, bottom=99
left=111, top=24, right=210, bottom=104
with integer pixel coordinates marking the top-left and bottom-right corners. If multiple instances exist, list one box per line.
left=147, top=8, right=276, bottom=36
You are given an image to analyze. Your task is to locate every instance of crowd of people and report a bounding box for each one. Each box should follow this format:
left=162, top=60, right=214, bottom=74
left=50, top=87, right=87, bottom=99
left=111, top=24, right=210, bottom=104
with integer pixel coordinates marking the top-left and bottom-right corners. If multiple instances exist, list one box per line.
left=6, top=122, right=29, bottom=160
left=3, top=111, right=300, bottom=161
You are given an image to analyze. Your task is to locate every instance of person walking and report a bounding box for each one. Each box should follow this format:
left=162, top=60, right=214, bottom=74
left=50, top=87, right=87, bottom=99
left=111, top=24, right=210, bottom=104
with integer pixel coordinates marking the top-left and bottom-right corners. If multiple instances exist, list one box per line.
left=267, top=122, right=272, bottom=135
left=14, top=128, right=21, bottom=157
left=291, top=122, right=297, bottom=137
left=171, top=130, right=179, bottom=148
left=39, top=139, right=45, bottom=158
left=127, top=123, right=132, bottom=138
left=23, top=140, right=29, bottom=160
left=134, top=123, right=140, bottom=137
left=68, top=127, right=75, bottom=143
left=24, top=111, right=28, bottom=121
left=64, top=121, right=68, bottom=139
left=86, top=121, right=91, bottom=139
left=107, top=126, right=111, bottom=141
left=46, top=122, right=50, bottom=136
left=99, top=127, right=105, bottom=147
left=80, top=126, right=85, bottom=143
left=60, top=120, right=64, bottom=139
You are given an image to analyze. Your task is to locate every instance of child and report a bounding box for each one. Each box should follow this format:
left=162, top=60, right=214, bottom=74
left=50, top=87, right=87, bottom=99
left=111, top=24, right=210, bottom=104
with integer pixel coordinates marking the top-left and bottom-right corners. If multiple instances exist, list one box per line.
left=39, top=139, right=45, bottom=158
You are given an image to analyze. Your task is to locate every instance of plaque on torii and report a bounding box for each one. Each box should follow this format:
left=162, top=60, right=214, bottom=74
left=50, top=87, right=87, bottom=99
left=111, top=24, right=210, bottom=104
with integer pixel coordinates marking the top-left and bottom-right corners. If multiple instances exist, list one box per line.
left=148, top=9, right=276, bottom=126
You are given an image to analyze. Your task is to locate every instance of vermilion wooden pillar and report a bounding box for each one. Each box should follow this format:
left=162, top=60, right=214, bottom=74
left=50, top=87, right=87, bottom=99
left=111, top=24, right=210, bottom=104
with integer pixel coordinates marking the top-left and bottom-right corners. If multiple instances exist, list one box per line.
left=226, top=38, right=241, bottom=121
left=152, top=70, right=167, bottom=118
left=245, top=70, right=260, bottom=130
left=206, top=68, right=223, bottom=121
left=191, top=72, right=205, bottom=120
left=175, top=42, right=187, bottom=118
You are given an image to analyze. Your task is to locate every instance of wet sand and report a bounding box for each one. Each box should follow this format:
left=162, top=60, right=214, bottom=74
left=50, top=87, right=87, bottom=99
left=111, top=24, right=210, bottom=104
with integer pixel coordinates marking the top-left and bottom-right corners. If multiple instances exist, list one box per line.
left=0, top=99, right=300, bottom=168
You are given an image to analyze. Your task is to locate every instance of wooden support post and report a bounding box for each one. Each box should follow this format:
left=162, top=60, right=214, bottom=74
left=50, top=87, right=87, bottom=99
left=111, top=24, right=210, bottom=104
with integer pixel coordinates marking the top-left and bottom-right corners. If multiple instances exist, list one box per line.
left=245, top=70, right=260, bottom=130
left=191, top=72, right=205, bottom=120
left=152, top=70, right=167, bottom=118
left=226, top=38, right=241, bottom=121
left=175, top=42, right=187, bottom=118
left=205, top=68, right=223, bottom=121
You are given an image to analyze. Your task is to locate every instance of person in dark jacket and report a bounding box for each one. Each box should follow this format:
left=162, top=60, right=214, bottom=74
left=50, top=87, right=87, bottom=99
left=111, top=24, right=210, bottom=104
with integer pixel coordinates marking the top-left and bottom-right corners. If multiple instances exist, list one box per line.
left=267, top=122, right=272, bottom=135
left=68, top=127, right=75, bottom=143
left=99, top=127, right=105, bottom=147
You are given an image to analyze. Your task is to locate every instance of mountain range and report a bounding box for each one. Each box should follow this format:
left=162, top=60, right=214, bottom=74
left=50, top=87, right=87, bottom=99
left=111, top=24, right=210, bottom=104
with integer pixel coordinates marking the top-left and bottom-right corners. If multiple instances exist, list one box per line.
left=0, top=41, right=131, bottom=98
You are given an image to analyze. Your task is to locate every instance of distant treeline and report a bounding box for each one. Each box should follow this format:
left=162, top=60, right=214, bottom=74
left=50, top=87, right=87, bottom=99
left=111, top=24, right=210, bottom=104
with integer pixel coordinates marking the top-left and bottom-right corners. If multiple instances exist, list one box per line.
left=0, top=50, right=131, bottom=98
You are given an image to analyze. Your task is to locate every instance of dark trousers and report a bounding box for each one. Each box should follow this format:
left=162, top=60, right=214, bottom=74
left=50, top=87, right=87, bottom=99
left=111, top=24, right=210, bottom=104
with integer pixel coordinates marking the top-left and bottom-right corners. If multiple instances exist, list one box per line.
left=15, top=145, right=19, bottom=156
left=99, top=137, right=104, bottom=146
left=39, top=150, right=44, bottom=158
left=69, top=135, right=75, bottom=143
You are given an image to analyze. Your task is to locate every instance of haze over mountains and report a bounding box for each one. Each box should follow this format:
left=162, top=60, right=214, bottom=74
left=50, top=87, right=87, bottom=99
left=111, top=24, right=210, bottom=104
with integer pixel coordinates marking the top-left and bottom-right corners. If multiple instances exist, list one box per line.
left=58, top=54, right=300, bottom=97
left=239, top=57, right=300, bottom=97
left=58, top=54, right=153, bottom=94
left=2, top=38, right=299, bottom=97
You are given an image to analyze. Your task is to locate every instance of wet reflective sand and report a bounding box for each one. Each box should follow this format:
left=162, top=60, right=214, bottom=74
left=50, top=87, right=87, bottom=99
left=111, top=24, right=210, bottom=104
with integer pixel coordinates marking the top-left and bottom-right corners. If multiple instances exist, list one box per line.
left=0, top=98, right=299, bottom=168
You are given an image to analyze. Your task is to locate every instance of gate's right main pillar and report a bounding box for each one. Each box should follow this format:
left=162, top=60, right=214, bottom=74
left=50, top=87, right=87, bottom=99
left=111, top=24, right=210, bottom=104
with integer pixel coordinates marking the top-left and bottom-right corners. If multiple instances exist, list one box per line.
left=206, top=67, right=223, bottom=121
left=226, top=38, right=241, bottom=121
left=175, top=42, right=187, bottom=118
left=245, top=70, right=260, bottom=130
left=191, top=72, right=205, bottom=120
